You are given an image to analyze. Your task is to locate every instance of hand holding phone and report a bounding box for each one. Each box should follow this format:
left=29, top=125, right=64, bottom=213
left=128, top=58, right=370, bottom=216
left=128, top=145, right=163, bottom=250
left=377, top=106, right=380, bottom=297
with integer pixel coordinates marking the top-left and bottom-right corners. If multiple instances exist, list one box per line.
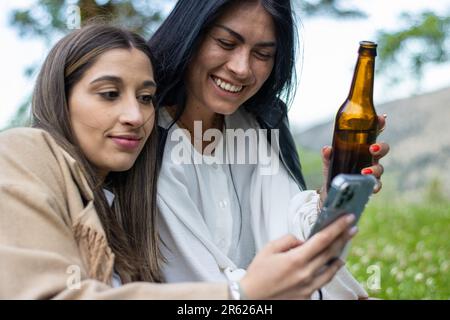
left=308, top=174, right=376, bottom=239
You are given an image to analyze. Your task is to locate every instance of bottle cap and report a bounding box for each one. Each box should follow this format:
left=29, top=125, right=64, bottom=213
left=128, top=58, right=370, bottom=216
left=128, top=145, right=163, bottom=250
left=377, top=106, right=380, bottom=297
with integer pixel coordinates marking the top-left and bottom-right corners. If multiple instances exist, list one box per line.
left=359, top=41, right=377, bottom=56
left=359, top=41, right=377, bottom=48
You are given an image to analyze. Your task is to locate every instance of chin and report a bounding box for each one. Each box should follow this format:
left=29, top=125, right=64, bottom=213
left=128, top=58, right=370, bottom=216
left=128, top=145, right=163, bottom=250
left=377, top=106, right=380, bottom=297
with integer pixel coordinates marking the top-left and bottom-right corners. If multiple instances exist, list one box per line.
left=210, top=103, right=241, bottom=115
left=109, top=160, right=136, bottom=173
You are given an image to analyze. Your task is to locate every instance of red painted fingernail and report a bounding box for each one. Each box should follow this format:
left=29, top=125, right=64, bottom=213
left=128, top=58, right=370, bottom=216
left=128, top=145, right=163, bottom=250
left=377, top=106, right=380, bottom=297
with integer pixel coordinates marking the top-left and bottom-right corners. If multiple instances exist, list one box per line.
left=370, top=145, right=380, bottom=153
left=362, top=168, right=373, bottom=175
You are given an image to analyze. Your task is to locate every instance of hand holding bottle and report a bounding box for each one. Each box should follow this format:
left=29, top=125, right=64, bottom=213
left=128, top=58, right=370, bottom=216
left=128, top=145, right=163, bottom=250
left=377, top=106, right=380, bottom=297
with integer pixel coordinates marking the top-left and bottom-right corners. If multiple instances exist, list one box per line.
left=320, top=115, right=390, bottom=205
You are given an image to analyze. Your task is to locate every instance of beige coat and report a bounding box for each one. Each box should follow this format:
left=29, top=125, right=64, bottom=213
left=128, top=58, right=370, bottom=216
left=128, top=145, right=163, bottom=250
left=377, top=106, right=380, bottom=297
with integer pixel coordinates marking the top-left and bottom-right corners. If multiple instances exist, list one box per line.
left=0, top=128, right=227, bottom=299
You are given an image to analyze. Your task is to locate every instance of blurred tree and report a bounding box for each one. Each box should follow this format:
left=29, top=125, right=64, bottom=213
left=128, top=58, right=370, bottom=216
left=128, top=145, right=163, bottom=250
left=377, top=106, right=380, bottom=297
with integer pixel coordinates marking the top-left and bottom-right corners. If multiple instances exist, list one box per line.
left=376, top=10, right=450, bottom=88
left=296, top=0, right=367, bottom=19
left=5, top=0, right=368, bottom=128
left=6, top=0, right=169, bottom=128
left=5, top=1, right=450, bottom=128
left=10, top=0, right=165, bottom=40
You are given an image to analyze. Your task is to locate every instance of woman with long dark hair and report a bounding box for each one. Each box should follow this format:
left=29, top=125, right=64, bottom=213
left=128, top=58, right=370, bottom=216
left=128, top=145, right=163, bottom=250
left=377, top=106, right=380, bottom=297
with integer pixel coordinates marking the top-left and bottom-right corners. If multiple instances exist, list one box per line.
left=150, top=0, right=389, bottom=299
left=1, top=23, right=355, bottom=299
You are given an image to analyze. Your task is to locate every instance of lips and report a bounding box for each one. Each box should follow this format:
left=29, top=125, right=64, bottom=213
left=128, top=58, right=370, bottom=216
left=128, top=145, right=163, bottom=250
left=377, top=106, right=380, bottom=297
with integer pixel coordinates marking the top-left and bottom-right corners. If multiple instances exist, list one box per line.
left=109, top=135, right=142, bottom=150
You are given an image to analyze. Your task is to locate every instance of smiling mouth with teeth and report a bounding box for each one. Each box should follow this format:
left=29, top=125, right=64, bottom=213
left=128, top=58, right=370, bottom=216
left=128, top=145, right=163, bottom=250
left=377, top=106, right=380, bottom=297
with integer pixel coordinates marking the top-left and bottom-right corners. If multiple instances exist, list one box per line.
left=211, top=76, right=244, bottom=93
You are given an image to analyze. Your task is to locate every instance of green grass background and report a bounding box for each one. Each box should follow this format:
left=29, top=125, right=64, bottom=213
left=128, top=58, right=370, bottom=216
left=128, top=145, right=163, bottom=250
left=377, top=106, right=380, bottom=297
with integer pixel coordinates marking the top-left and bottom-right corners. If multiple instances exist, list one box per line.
left=298, top=146, right=450, bottom=299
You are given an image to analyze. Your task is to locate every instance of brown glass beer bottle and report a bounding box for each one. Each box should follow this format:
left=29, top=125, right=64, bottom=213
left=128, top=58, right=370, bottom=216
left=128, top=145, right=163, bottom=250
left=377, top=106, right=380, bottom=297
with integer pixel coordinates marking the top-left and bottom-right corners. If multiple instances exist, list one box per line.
left=327, top=41, right=378, bottom=190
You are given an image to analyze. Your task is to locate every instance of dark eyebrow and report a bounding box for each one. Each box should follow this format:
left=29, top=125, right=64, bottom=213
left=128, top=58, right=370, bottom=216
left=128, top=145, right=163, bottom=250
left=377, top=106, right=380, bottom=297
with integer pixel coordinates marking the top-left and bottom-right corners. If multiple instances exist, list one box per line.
left=142, top=80, right=157, bottom=89
left=90, top=75, right=123, bottom=85
left=90, top=76, right=156, bottom=89
left=214, top=24, right=276, bottom=48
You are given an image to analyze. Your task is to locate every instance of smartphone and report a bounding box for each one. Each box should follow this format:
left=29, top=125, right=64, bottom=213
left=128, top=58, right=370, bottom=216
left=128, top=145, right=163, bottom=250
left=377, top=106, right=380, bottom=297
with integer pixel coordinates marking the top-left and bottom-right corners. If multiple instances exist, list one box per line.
left=308, top=174, right=376, bottom=239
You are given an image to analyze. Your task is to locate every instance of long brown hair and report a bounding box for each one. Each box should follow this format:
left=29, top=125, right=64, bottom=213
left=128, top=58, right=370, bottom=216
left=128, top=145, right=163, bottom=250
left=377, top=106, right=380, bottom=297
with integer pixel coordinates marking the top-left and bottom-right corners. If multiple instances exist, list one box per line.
left=32, top=23, right=163, bottom=282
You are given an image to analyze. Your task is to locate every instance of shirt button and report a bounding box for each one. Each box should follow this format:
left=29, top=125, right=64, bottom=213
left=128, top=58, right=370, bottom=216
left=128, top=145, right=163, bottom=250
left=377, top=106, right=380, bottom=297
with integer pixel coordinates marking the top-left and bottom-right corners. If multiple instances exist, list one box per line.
left=219, top=200, right=228, bottom=209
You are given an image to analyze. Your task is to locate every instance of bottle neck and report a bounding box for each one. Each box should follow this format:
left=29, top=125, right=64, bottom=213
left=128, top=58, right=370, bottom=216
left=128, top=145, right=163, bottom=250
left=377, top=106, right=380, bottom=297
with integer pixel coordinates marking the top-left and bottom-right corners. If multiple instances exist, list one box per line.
left=347, top=52, right=375, bottom=106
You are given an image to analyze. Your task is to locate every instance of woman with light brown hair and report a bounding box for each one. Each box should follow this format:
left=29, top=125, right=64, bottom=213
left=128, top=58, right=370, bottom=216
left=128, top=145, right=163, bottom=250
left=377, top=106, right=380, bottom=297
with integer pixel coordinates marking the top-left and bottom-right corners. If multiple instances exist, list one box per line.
left=0, top=23, right=357, bottom=299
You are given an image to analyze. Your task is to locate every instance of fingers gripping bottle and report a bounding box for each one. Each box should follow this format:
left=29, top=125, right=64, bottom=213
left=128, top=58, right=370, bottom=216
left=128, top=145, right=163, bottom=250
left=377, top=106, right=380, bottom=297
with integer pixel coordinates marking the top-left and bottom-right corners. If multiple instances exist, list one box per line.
left=327, top=41, right=378, bottom=190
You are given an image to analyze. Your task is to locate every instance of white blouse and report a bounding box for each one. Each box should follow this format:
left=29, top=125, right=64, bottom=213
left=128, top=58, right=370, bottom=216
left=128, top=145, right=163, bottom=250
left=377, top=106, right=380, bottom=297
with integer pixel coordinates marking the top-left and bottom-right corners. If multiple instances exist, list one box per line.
left=156, top=108, right=367, bottom=299
left=157, top=109, right=257, bottom=280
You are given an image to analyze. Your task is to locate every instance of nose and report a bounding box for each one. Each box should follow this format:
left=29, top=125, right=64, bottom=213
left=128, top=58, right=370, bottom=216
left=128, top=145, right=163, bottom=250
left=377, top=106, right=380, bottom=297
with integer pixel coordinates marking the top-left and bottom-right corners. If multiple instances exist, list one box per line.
left=226, top=49, right=252, bottom=81
left=118, top=95, right=145, bottom=128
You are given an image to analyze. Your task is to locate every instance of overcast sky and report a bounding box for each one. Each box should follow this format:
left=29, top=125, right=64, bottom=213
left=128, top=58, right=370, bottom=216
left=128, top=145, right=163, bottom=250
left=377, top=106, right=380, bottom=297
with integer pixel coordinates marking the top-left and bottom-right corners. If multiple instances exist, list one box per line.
left=292, top=0, right=450, bottom=130
left=1, top=0, right=449, bottom=130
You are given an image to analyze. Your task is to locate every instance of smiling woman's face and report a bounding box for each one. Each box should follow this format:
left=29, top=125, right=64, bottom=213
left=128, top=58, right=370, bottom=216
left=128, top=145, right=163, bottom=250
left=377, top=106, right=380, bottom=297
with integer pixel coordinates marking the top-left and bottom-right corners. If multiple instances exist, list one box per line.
left=185, top=1, right=276, bottom=115
left=68, top=48, right=156, bottom=179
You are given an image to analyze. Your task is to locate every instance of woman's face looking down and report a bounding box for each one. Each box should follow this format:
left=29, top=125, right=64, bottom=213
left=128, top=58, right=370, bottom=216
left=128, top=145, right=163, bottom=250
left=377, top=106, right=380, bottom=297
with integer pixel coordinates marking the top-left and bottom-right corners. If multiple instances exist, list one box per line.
left=185, top=1, right=276, bottom=115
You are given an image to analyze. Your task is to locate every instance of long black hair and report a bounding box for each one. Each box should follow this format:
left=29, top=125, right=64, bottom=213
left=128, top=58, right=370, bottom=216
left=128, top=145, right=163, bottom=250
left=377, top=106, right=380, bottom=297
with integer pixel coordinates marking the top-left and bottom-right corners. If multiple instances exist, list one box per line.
left=148, top=0, right=298, bottom=119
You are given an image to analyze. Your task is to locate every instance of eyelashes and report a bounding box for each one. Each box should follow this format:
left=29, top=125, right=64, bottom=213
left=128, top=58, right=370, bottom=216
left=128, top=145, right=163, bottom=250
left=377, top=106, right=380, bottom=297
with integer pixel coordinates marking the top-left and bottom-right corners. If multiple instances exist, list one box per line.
left=98, top=91, right=154, bottom=105
left=215, top=38, right=274, bottom=61
left=98, top=91, right=119, bottom=100
left=217, top=39, right=235, bottom=50
left=137, top=94, right=154, bottom=105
